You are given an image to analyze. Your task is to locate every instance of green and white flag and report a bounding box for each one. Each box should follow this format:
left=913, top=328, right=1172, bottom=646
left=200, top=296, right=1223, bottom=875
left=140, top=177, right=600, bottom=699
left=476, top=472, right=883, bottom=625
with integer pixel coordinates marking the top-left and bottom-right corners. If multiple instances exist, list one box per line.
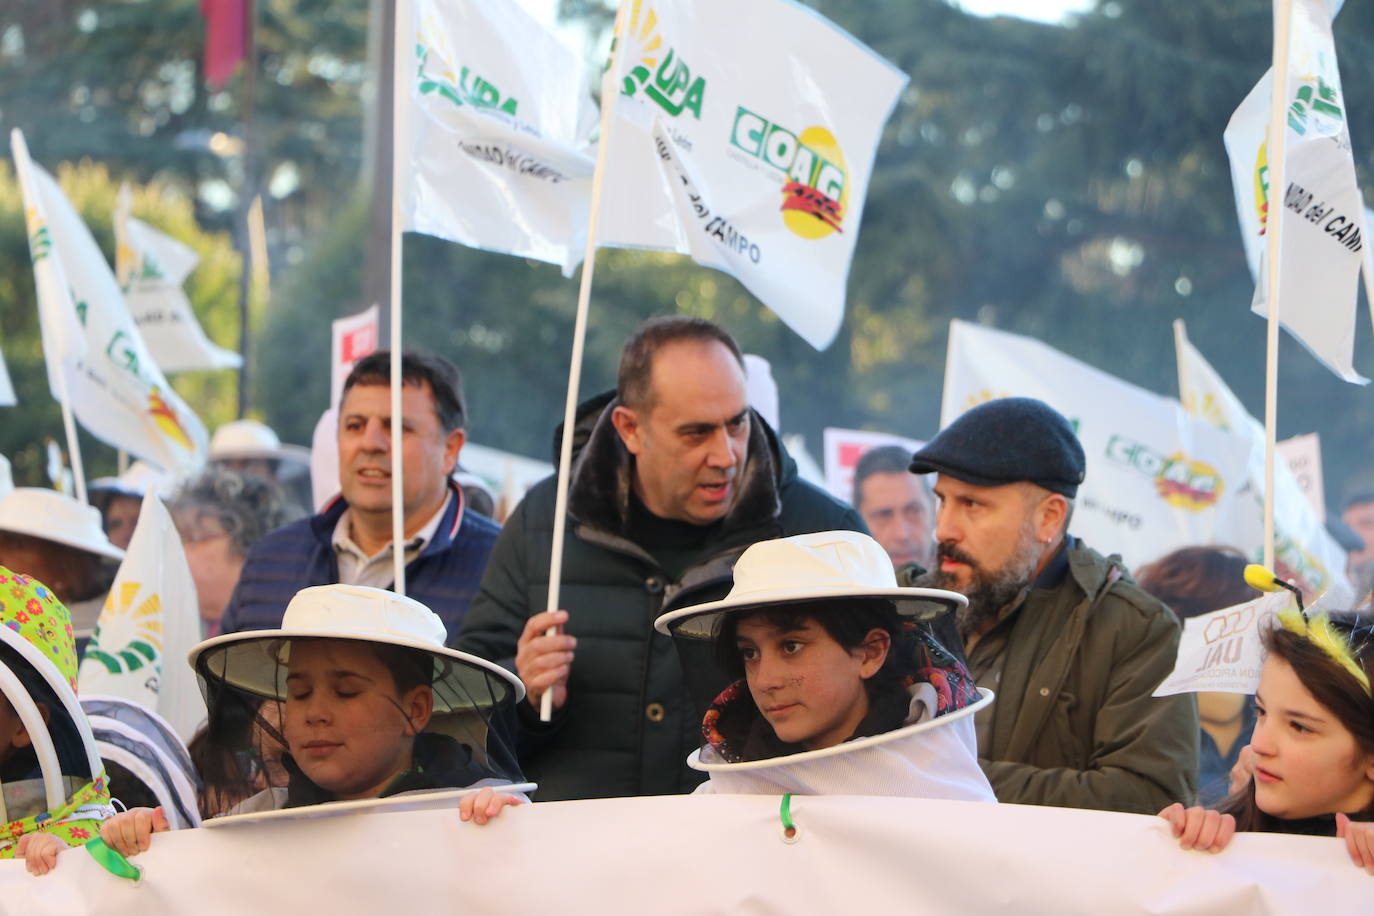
left=114, top=186, right=242, bottom=373
left=12, top=130, right=208, bottom=475
left=1223, top=0, right=1367, bottom=383
left=78, top=492, right=206, bottom=740
left=598, top=0, right=907, bottom=350
left=400, top=0, right=597, bottom=276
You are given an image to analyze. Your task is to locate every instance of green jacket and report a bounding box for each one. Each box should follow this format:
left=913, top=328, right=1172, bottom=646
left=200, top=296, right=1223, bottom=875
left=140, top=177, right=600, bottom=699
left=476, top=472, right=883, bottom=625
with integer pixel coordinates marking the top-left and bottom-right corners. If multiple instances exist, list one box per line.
left=975, top=540, right=1198, bottom=814
left=455, top=393, right=866, bottom=801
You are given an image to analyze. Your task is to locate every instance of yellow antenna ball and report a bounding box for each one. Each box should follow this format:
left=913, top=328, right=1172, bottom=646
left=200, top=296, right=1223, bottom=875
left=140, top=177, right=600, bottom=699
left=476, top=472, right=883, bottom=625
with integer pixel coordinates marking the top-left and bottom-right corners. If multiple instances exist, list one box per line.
left=1244, top=564, right=1282, bottom=592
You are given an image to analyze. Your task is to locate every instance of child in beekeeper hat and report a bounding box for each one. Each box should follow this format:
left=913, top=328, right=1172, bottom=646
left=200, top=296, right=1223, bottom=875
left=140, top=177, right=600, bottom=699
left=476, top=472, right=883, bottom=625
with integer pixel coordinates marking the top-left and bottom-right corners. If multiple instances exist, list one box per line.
left=461, top=531, right=997, bottom=821
left=0, top=568, right=116, bottom=874
left=32, top=583, right=528, bottom=869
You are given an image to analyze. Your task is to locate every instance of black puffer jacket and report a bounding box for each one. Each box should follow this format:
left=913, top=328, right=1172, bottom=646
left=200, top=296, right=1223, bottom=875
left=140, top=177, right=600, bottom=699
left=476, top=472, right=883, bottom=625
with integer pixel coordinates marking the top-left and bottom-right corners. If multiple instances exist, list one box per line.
left=456, top=392, right=866, bottom=800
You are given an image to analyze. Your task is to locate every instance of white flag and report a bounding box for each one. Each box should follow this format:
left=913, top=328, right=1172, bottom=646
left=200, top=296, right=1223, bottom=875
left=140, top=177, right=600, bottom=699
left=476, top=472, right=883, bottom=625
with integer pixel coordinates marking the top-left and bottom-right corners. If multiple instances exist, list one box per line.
left=1276, top=432, right=1325, bottom=521
left=114, top=186, right=243, bottom=373
left=942, top=320, right=1253, bottom=570
left=330, top=304, right=379, bottom=411
left=0, top=342, right=15, bottom=407
left=401, top=0, right=598, bottom=276
left=1175, top=321, right=1353, bottom=604
left=597, top=0, right=907, bottom=350
left=12, top=131, right=208, bottom=475
left=78, top=492, right=206, bottom=741
left=822, top=428, right=925, bottom=503
left=1223, top=0, right=1367, bottom=383
left=1154, top=592, right=1291, bottom=697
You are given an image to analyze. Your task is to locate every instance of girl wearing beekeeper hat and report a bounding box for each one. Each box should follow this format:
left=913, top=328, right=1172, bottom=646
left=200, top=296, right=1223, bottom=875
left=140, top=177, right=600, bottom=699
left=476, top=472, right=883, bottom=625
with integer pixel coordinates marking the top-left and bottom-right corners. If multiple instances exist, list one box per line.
left=32, top=583, right=529, bottom=869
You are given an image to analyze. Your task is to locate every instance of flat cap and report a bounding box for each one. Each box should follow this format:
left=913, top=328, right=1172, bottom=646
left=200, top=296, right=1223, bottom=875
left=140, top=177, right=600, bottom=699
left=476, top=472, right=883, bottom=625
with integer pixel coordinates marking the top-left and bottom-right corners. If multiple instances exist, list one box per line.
left=909, top=397, right=1085, bottom=497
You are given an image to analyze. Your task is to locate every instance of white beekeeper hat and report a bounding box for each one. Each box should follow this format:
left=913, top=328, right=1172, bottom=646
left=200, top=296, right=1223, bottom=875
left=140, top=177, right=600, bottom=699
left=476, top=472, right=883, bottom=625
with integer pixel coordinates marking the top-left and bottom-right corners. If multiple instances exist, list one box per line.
left=209, top=419, right=310, bottom=464
left=0, top=488, right=124, bottom=560
left=655, top=530, right=965, bottom=640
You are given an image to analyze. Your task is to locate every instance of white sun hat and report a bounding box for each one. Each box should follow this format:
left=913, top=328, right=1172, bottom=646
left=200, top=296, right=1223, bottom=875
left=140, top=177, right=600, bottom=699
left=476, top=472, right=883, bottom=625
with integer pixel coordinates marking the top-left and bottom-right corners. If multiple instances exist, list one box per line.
left=188, top=584, right=524, bottom=711
left=655, top=530, right=966, bottom=640
left=0, top=488, right=125, bottom=560
left=208, top=419, right=311, bottom=464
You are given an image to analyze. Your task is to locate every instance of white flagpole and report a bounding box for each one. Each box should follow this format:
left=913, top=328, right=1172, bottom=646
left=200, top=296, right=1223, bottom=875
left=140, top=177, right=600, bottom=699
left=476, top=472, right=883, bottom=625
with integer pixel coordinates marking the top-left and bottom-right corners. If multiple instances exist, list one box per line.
left=540, top=0, right=629, bottom=722
left=1261, top=0, right=1294, bottom=571
left=1172, top=319, right=1191, bottom=409
left=389, top=0, right=414, bottom=596
left=56, top=371, right=87, bottom=505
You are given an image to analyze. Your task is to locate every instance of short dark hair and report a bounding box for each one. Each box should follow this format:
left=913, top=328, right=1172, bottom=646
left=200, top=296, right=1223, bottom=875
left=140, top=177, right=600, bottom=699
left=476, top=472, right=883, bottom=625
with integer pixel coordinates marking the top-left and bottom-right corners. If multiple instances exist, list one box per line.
left=1134, top=545, right=1259, bottom=620
left=852, top=445, right=919, bottom=509
left=342, top=350, right=466, bottom=432
left=617, top=317, right=745, bottom=410
left=1344, top=492, right=1374, bottom=513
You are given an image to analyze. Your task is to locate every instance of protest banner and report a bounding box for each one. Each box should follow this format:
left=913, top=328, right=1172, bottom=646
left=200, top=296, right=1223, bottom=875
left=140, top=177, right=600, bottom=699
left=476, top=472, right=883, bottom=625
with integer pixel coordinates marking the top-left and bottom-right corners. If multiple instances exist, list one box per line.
left=597, top=0, right=907, bottom=350
left=1223, top=0, right=1365, bottom=385
left=2, top=793, right=1368, bottom=914
left=329, top=304, right=379, bottom=411
left=1154, top=591, right=1291, bottom=697
left=821, top=427, right=924, bottom=503
left=77, top=492, right=206, bottom=741
left=12, top=131, right=209, bottom=483
left=941, top=320, right=1253, bottom=570
left=1175, top=321, right=1352, bottom=603
left=1277, top=432, right=1325, bottom=521
left=114, top=186, right=243, bottom=373
left=401, top=0, right=597, bottom=275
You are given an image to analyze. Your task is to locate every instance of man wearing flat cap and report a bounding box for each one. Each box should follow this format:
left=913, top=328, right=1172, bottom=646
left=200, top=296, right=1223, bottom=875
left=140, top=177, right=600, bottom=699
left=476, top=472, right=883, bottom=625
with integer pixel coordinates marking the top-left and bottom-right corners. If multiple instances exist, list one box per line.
left=908, top=397, right=1197, bottom=814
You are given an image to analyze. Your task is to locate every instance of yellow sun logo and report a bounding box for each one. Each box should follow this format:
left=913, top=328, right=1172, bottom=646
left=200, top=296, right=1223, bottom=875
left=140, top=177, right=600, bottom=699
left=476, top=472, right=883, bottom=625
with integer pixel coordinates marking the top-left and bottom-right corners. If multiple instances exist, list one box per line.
left=622, top=1, right=664, bottom=75
left=84, top=581, right=163, bottom=675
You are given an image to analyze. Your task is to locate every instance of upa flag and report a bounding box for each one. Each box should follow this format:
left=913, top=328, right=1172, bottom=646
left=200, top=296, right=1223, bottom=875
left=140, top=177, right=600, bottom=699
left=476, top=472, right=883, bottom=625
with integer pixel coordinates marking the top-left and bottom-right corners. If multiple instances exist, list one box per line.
left=114, top=186, right=243, bottom=373
left=1174, top=321, right=1353, bottom=604
left=78, top=492, right=206, bottom=740
left=401, top=0, right=598, bottom=276
left=12, top=131, right=208, bottom=474
left=597, top=0, right=907, bottom=350
left=1223, top=0, right=1367, bottom=383
left=941, top=320, right=1253, bottom=570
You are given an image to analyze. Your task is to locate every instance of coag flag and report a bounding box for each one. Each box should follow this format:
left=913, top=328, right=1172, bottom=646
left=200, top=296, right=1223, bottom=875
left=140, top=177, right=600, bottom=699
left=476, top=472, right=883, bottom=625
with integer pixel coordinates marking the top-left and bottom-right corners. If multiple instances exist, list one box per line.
left=1174, top=321, right=1354, bottom=604
left=12, top=131, right=208, bottom=475
left=1223, top=0, right=1367, bottom=383
left=78, top=492, right=206, bottom=740
left=942, top=320, right=1253, bottom=570
left=597, top=0, right=907, bottom=350
left=400, top=0, right=598, bottom=276
left=114, top=186, right=243, bottom=373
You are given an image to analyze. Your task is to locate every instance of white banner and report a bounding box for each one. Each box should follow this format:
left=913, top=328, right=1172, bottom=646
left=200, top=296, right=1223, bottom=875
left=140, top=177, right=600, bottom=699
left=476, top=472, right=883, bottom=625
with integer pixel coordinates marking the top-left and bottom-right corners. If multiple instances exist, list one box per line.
left=401, top=0, right=597, bottom=275
left=0, top=341, right=15, bottom=407
left=329, top=304, right=379, bottom=411
left=3, top=793, right=1369, bottom=914
left=598, top=0, right=906, bottom=350
left=1223, top=0, right=1366, bottom=383
left=77, top=492, right=206, bottom=741
left=114, top=187, right=243, bottom=373
left=1175, top=322, right=1352, bottom=604
left=941, top=320, right=1254, bottom=570
left=1277, top=432, right=1325, bottom=521
left=12, top=131, right=208, bottom=475
left=821, top=427, right=924, bottom=503
left=1154, top=591, right=1291, bottom=697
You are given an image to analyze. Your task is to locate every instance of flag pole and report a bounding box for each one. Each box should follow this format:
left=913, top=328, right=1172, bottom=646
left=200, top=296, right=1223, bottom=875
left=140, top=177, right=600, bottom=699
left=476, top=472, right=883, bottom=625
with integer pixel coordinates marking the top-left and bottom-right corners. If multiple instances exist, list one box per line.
left=389, top=0, right=412, bottom=596
left=539, top=0, right=629, bottom=722
left=56, top=370, right=87, bottom=505
left=1261, top=0, right=1294, bottom=571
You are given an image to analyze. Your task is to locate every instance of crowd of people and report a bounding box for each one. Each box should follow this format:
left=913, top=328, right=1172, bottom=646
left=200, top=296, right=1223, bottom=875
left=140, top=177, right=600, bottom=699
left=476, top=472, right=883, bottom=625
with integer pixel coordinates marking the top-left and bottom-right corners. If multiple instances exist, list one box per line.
left=2, top=315, right=1374, bottom=881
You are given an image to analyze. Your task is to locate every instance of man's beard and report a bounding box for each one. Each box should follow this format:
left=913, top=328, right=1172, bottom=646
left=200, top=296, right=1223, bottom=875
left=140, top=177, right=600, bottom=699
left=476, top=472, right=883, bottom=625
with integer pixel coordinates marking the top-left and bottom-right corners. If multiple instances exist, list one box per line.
left=928, top=524, right=1043, bottom=641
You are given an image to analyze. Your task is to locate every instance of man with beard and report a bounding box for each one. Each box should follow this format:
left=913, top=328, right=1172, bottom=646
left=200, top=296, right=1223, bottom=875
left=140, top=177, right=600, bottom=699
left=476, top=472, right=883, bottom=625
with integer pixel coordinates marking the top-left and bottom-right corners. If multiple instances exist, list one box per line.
left=908, top=397, right=1198, bottom=814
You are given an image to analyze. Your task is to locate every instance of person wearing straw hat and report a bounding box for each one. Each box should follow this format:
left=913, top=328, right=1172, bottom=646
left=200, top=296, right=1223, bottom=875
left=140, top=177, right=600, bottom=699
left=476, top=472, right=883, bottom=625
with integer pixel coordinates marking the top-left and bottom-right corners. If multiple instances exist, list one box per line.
left=220, top=351, right=499, bottom=639
left=458, top=317, right=866, bottom=802
left=0, top=488, right=124, bottom=650
left=907, top=396, right=1198, bottom=814
left=0, top=568, right=116, bottom=874
left=76, top=584, right=528, bottom=863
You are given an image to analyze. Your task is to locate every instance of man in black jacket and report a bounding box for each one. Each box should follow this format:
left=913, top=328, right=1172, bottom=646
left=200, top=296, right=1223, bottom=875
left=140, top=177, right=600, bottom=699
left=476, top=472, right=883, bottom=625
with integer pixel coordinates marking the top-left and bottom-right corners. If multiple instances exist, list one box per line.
left=456, top=317, right=865, bottom=800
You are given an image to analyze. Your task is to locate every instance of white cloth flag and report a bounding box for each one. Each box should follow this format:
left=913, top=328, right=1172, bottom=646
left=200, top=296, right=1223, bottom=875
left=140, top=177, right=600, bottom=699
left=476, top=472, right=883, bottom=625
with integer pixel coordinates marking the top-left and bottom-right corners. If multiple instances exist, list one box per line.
left=114, top=187, right=243, bottom=373
left=1223, top=0, right=1367, bottom=383
left=12, top=131, right=208, bottom=475
left=1175, top=321, right=1353, bottom=604
left=401, top=0, right=598, bottom=276
left=941, top=320, right=1253, bottom=570
left=77, top=492, right=206, bottom=740
left=597, top=0, right=907, bottom=350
